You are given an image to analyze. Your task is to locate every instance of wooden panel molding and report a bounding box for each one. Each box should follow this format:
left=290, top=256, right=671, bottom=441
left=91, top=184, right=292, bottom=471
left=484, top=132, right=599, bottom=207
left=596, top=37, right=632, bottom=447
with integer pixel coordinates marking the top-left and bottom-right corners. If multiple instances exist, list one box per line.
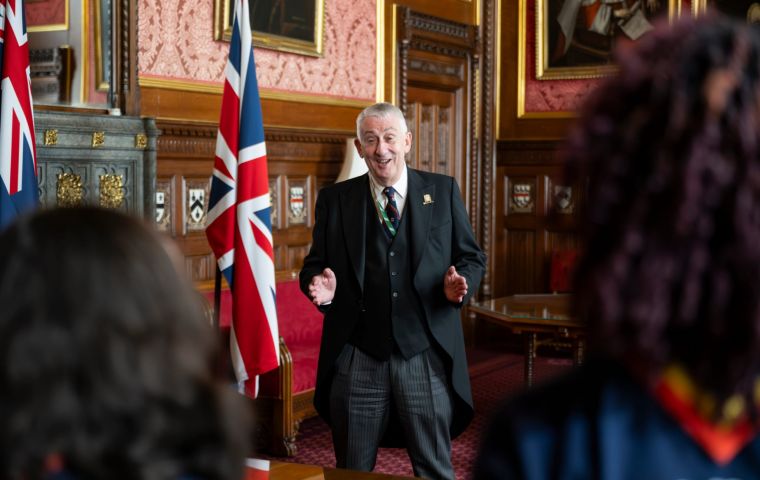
left=478, top=0, right=497, bottom=298
left=380, top=0, right=479, bottom=31
left=158, top=121, right=217, bottom=159
left=153, top=115, right=347, bottom=283
left=493, top=139, right=580, bottom=297
left=397, top=7, right=485, bottom=284
left=140, top=85, right=362, bottom=133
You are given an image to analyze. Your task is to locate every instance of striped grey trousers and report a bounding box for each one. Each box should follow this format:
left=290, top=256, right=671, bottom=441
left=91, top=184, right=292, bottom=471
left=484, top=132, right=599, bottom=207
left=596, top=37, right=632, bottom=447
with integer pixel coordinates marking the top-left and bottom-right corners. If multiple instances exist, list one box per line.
left=329, top=344, right=455, bottom=479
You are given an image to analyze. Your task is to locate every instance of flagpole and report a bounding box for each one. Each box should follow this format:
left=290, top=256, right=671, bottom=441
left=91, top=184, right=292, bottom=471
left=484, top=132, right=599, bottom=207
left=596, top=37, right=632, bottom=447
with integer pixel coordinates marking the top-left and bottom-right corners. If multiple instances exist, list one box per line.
left=213, top=266, right=222, bottom=331
left=212, top=265, right=225, bottom=380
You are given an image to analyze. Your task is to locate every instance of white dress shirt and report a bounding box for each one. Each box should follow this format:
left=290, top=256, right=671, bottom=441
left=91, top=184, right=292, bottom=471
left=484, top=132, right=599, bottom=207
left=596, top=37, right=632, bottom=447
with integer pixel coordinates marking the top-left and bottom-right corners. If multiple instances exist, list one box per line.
left=368, top=165, right=408, bottom=225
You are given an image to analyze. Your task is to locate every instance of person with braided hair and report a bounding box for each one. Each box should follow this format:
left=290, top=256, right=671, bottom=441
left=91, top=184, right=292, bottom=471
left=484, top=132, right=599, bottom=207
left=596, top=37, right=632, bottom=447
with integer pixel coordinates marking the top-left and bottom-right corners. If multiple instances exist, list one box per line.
left=476, top=14, right=760, bottom=479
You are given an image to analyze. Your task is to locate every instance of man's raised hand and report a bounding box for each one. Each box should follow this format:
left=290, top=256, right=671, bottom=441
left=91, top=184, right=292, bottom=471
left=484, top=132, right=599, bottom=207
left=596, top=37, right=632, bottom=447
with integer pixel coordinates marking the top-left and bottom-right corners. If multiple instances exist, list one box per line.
left=309, top=268, right=337, bottom=305
left=443, top=265, right=468, bottom=303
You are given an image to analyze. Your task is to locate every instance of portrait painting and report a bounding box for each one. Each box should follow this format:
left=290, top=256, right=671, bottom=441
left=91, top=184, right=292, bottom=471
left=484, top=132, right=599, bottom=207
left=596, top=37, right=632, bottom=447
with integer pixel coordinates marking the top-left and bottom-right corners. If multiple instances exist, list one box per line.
left=536, top=0, right=676, bottom=80
left=215, top=0, right=325, bottom=57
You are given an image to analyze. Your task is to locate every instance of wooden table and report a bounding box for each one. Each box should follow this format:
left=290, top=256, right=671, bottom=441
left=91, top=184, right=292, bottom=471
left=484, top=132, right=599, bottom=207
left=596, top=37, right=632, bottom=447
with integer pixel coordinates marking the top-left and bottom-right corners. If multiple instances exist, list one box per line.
left=254, top=460, right=417, bottom=479
left=468, top=294, right=585, bottom=387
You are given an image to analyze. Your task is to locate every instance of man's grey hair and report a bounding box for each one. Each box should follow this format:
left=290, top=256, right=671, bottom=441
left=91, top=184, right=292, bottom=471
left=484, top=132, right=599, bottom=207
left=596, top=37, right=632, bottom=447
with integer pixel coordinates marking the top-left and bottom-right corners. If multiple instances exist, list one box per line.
left=356, top=102, right=408, bottom=141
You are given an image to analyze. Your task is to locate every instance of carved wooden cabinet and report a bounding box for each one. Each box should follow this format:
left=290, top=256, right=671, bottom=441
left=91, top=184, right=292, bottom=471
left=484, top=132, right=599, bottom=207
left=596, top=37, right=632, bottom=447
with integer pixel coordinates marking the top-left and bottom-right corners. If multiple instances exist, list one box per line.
left=34, top=110, right=159, bottom=220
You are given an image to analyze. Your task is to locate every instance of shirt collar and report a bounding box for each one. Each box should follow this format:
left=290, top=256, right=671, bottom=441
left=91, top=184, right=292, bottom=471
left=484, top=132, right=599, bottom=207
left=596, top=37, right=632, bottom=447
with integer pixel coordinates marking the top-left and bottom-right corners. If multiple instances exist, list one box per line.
left=369, top=165, right=408, bottom=200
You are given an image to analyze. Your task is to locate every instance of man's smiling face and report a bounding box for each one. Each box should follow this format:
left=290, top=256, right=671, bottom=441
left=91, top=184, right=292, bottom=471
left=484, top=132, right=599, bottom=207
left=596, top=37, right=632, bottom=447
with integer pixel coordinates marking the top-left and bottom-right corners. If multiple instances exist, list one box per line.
left=354, top=114, right=412, bottom=187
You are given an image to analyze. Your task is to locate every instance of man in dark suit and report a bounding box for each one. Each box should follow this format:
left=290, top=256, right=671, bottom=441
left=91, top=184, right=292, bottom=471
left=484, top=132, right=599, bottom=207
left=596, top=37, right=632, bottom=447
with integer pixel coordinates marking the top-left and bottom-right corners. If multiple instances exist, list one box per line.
left=300, top=102, right=485, bottom=479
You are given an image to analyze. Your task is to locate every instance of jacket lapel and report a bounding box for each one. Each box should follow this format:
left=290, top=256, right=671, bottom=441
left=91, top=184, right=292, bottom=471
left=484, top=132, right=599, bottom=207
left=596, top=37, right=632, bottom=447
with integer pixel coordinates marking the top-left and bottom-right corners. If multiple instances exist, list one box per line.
left=407, top=169, right=434, bottom=275
left=340, top=175, right=368, bottom=292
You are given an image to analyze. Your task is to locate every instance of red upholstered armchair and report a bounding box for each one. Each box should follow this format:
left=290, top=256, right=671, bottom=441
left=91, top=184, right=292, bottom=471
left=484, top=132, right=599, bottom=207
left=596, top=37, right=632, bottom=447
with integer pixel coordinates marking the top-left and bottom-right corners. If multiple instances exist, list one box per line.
left=202, top=273, right=323, bottom=456
left=549, top=249, right=578, bottom=294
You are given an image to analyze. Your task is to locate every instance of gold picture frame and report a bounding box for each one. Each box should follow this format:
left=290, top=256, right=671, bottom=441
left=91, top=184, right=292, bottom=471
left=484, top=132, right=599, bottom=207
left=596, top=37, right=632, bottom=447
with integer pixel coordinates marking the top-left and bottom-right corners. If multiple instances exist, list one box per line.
left=27, top=0, right=69, bottom=33
left=535, top=0, right=682, bottom=80
left=214, top=0, right=325, bottom=57
left=94, top=0, right=111, bottom=92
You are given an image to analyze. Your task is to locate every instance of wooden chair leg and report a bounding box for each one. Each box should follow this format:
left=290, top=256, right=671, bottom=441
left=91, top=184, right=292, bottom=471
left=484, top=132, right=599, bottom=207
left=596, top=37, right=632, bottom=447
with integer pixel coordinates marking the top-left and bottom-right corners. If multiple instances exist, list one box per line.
left=270, top=338, right=297, bottom=456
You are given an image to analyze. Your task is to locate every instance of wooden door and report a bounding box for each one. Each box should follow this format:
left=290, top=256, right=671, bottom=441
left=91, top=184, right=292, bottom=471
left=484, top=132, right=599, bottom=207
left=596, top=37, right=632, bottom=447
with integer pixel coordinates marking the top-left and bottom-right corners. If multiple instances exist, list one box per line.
left=405, top=87, right=463, bottom=186
left=397, top=8, right=477, bottom=221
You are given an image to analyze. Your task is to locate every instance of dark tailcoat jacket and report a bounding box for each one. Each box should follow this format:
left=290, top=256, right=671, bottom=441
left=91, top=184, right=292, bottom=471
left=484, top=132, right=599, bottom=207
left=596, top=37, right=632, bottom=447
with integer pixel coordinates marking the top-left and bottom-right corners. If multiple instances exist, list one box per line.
left=300, top=168, right=486, bottom=440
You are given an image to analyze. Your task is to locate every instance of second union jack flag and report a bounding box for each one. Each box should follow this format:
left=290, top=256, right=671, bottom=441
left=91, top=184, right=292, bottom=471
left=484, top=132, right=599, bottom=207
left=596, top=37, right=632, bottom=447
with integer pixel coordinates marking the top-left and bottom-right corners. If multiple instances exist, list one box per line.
left=0, top=0, right=37, bottom=229
left=205, top=0, right=279, bottom=397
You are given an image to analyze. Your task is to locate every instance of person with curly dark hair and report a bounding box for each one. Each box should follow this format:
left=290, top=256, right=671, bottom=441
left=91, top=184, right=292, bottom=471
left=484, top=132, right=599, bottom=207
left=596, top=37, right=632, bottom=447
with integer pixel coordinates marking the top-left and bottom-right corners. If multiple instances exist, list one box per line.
left=0, top=207, right=250, bottom=480
left=475, top=14, right=760, bottom=479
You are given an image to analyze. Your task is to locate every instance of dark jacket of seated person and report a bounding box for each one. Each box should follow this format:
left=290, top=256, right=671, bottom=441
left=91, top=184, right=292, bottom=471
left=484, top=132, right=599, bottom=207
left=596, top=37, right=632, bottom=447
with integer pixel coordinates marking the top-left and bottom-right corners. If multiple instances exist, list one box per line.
left=475, top=359, right=760, bottom=479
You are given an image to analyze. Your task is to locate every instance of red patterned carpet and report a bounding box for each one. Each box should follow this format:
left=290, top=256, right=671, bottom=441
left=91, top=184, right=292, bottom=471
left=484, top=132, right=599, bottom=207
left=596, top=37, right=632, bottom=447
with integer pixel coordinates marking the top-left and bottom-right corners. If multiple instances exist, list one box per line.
left=264, top=349, right=573, bottom=479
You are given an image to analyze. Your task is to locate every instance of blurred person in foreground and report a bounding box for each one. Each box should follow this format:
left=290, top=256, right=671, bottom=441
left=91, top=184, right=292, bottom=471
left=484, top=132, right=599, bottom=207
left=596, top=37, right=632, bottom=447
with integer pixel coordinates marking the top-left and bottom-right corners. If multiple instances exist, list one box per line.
left=0, top=207, right=249, bottom=480
left=475, top=14, right=760, bottom=479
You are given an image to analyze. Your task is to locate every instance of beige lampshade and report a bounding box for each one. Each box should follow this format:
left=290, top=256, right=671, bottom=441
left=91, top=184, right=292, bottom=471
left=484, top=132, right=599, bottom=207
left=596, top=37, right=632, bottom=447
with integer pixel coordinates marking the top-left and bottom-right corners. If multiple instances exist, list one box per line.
left=336, top=137, right=368, bottom=183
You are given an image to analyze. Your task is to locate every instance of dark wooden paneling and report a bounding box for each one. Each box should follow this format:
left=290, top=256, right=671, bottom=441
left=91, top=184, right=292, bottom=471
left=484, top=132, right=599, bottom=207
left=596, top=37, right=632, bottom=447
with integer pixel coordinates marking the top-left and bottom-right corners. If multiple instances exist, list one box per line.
left=140, top=85, right=362, bottom=133
left=145, top=90, right=350, bottom=282
left=493, top=139, right=581, bottom=297
left=503, top=230, right=536, bottom=294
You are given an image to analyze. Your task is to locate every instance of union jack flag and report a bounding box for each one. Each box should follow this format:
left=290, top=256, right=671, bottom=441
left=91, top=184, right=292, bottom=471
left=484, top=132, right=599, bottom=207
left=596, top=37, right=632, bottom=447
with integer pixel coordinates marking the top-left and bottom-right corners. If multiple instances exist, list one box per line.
left=245, top=458, right=270, bottom=480
left=206, top=0, right=279, bottom=397
left=0, top=0, right=37, bottom=229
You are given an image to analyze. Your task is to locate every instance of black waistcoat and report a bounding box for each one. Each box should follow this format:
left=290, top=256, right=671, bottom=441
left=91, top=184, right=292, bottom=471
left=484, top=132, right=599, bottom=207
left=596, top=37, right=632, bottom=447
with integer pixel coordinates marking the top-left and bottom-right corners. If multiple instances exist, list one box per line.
left=350, top=192, right=430, bottom=360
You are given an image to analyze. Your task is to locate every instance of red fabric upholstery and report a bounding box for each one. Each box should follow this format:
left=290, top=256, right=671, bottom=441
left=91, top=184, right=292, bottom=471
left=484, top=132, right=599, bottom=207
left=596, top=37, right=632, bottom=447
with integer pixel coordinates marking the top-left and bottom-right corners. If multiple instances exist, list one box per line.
left=288, top=343, right=321, bottom=393
left=549, top=249, right=579, bottom=293
left=274, top=280, right=322, bottom=393
left=203, top=279, right=323, bottom=394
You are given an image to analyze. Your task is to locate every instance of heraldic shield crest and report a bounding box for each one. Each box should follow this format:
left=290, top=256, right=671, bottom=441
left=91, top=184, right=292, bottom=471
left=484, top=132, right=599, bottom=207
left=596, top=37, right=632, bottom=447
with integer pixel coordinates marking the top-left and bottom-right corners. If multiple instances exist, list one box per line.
left=511, top=183, right=534, bottom=213
left=188, top=188, right=206, bottom=227
left=288, top=185, right=306, bottom=225
left=553, top=185, right=573, bottom=214
left=156, top=191, right=166, bottom=224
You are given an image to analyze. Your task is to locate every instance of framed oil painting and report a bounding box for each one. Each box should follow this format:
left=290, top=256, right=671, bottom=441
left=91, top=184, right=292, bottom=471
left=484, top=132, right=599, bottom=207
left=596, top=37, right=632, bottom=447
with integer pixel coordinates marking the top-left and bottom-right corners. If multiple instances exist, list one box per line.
left=536, top=0, right=681, bottom=80
left=215, top=0, right=325, bottom=57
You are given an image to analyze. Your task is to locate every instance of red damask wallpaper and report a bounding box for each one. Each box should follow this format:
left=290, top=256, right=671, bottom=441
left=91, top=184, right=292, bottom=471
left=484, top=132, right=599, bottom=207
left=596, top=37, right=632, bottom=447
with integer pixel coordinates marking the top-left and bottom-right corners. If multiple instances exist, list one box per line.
left=137, top=0, right=376, bottom=101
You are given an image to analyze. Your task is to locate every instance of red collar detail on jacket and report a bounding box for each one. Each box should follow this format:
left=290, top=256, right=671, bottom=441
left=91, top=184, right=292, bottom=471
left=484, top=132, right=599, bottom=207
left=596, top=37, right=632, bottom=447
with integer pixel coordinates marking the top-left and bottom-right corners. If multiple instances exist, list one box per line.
left=653, top=372, right=758, bottom=465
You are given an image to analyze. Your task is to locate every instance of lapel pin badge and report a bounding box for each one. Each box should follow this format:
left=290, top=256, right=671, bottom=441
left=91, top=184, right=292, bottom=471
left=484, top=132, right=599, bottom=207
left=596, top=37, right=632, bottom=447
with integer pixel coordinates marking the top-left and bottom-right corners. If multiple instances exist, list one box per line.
left=423, top=194, right=434, bottom=205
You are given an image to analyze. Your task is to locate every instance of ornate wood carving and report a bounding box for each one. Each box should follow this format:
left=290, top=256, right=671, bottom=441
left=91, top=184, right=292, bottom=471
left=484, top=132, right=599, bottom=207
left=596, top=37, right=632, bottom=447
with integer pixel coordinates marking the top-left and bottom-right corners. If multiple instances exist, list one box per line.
left=469, top=27, right=481, bottom=289
left=56, top=173, right=84, bottom=207
left=157, top=122, right=220, bottom=158
left=99, top=174, right=125, bottom=209
left=399, top=8, right=413, bottom=117
left=497, top=140, right=564, bottom=166
left=113, top=0, right=140, bottom=115
left=408, top=39, right=472, bottom=58
left=266, top=132, right=346, bottom=144
left=409, top=59, right=463, bottom=77
left=397, top=7, right=489, bottom=299
left=480, top=0, right=496, bottom=298
left=407, top=12, right=470, bottom=40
